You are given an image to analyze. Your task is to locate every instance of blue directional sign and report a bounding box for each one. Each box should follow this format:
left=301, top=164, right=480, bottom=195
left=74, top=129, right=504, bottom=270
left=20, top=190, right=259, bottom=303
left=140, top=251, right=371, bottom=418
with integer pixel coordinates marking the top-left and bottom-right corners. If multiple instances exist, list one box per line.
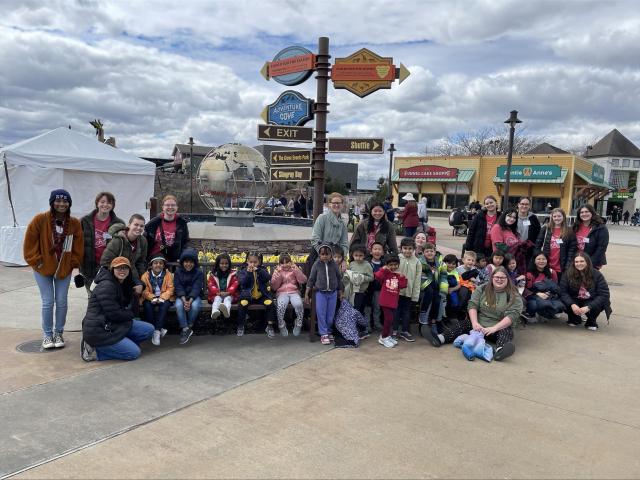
left=262, top=90, right=314, bottom=126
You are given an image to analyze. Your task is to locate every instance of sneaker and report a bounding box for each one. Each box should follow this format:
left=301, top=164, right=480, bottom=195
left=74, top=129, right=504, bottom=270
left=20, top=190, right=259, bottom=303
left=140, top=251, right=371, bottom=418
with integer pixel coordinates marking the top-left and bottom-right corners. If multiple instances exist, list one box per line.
left=211, top=308, right=221, bottom=320
left=236, top=326, right=245, bottom=337
left=293, top=321, right=302, bottom=337
left=42, top=336, right=55, bottom=350
left=152, top=330, right=161, bottom=346
left=278, top=321, right=289, bottom=337
left=359, top=330, right=371, bottom=340
left=388, top=335, right=398, bottom=346
left=520, top=312, right=535, bottom=323
left=320, top=335, right=331, bottom=345
left=423, top=327, right=442, bottom=348
left=328, top=334, right=334, bottom=341
left=494, top=342, right=515, bottom=361
left=53, top=333, right=65, bottom=348
left=378, top=336, right=395, bottom=348
left=81, top=339, right=96, bottom=362
left=566, top=320, right=581, bottom=327
left=219, top=303, right=230, bottom=318
left=399, top=331, right=416, bottom=342
left=179, top=327, right=193, bottom=345
left=585, top=324, right=598, bottom=331
left=160, top=328, right=168, bottom=337
left=265, top=325, right=276, bottom=338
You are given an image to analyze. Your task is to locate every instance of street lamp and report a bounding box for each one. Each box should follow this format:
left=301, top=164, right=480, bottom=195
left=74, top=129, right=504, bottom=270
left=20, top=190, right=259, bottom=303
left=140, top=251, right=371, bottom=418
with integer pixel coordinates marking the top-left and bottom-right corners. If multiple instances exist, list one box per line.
left=503, top=110, right=522, bottom=210
left=387, top=142, right=396, bottom=200
left=188, top=136, right=194, bottom=213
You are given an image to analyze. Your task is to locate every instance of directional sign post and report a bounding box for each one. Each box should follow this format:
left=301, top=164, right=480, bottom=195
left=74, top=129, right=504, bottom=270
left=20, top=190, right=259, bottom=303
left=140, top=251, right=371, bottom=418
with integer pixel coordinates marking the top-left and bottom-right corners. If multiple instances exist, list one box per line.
left=270, top=167, right=312, bottom=182
left=257, top=124, right=313, bottom=143
left=270, top=150, right=312, bottom=165
left=328, top=137, right=384, bottom=154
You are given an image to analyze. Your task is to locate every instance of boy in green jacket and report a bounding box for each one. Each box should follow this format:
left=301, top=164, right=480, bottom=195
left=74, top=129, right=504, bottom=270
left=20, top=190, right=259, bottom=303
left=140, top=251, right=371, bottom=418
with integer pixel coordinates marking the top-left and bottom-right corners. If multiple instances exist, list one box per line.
left=393, top=237, right=422, bottom=341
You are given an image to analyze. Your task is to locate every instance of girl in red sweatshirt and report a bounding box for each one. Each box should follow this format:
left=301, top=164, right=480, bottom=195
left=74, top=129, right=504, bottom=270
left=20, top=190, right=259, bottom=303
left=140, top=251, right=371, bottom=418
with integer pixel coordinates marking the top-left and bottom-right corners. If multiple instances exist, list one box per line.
left=374, top=254, right=408, bottom=348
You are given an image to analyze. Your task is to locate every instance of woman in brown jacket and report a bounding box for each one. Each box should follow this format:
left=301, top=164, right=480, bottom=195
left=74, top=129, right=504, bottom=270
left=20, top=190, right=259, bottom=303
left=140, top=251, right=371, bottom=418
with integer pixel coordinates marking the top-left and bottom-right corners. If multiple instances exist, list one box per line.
left=23, top=189, right=84, bottom=350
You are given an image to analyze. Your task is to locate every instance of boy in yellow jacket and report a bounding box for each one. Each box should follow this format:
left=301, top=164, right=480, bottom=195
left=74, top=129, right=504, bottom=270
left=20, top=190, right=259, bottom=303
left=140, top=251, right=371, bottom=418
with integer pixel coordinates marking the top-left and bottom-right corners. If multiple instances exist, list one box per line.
left=140, top=255, right=175, bottom=346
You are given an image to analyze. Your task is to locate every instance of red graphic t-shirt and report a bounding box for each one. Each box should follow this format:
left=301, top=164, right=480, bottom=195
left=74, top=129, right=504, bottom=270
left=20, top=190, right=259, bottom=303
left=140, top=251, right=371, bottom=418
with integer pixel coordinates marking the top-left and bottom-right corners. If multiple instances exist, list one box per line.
left=93, top=215, right=111, bottom=265
left=484, top=214, right=497, bottom=248
left=151, top=218, right=177, bottom=256
left=576, top=224, right=591, bottom=251
left=549, top=227, right=562, bottom=272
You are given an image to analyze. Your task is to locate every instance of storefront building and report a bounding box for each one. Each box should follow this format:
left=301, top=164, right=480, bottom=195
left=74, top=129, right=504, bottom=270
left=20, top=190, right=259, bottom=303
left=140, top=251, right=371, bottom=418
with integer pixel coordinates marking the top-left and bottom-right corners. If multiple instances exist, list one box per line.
left=392, top=150, right=612, bottom=214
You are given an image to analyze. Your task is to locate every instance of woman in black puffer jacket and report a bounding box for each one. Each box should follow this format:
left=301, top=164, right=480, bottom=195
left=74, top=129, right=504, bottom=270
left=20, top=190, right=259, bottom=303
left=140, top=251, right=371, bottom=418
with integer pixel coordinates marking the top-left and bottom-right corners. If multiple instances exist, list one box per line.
left=81, top=257, right=154, bottom=362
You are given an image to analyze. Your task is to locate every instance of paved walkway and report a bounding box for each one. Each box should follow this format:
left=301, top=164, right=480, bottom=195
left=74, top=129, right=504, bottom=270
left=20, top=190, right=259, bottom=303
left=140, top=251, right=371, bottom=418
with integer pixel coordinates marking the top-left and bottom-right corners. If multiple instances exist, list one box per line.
left=1, top=223, right=639, bottom=479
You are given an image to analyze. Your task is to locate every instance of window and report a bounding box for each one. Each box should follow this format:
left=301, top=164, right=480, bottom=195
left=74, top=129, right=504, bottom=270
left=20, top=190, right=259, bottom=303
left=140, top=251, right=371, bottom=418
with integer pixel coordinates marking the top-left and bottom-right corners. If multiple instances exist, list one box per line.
left=622, top=159, right=630, bottom=167
left=532, top=197, right=560, bottom=214
left=446, top=195, right=469, bottom=209
left=634, top=160, right=640, bottom=168
left=611, top=159, right=620, bottom=166
left=423, top=193, right=443, bottom=209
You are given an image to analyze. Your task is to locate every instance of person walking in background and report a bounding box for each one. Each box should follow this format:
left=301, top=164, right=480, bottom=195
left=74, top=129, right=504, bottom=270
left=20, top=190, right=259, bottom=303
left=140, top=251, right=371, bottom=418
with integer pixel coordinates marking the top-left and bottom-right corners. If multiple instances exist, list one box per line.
left=79, top=192, right=124, bottom=295
left=417, top=196, right=428, bottom=232
left=23, top=189, right=84, bottom=350
left=383, top=196, right=396, bottom=222
left=400, top=193, right=419, bottom=237
left=623, top=210, right=630, bottom=225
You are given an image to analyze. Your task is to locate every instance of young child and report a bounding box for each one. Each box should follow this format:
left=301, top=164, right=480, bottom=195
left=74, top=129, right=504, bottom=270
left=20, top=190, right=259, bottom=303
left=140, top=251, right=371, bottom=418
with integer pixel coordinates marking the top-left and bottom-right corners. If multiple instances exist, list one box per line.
left=270, top=253, right=307, bottom=337
left=456, top=250, right=479, bottom=315
left=365, top=242, right=385, bottom=331
left=442, top=253, right=461, bottom=320
left=375, top=254, right=408, bottom=348
left=486, top=250, right=505, bottom=277
left=505, top=253, right=526, bottom=294
left=237, top=252, right=275, bottom=338
left=306, top=244, right=343, bottom=345
left=475, top=253, right=490, bottom=285
left=394, top=237, right=422, bottom=342
left=140, top=255, right=175, bottom=346
left=207, top=253, right=239, bottom=320
left=173, top=248, right=204, bottom=345
left=344, top=244, right=374, bottom=338
left=333, top=249, right=348, bottom=274
left=418, top=243, right=446, bottom=339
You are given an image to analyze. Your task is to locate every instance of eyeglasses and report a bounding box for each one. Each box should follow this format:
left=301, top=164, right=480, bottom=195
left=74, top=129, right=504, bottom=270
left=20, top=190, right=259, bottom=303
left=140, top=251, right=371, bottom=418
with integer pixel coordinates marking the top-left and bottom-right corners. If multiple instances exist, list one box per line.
left=330, top=202, right=343, bottom=205
left=114, top=266, right=130, bottom=271
left=493, top=276, right=508, bottom=280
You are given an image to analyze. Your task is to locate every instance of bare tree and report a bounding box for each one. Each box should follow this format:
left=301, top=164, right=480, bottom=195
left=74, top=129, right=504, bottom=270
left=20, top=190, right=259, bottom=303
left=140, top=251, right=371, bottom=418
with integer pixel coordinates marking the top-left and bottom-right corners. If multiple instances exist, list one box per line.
left=434, top=126, right=544, bottom=156
left=562, top=136, right=601, bottom=157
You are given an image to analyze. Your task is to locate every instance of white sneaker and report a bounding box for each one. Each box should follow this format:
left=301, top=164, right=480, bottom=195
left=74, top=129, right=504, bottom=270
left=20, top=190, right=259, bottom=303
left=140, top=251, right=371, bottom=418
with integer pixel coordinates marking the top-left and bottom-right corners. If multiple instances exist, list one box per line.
left=378, top=336, right=395, bottom=348
left=53, top=333, right=65, bottom=348
left=388, top=336, right=398, bottom=346
left=218, top=303, right=230, bottom=318
left=211, top=308, right=221, bottom=320
left=160, top=328, right=168, bottom=337
left=236, top=326, right=245, bottom=337
left=278, top=321, right=289, bottom=337
left=42, top=336, right=55, bottom=350
left=292, top=322, right=302, bottom=337
left=152, top=330, right=161, bottom=346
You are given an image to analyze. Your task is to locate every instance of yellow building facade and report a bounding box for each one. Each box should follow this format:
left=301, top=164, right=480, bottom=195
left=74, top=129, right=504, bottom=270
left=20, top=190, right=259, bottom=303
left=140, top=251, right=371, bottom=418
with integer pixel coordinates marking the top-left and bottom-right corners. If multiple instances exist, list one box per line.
left=391, top=153, right=611, bottom=214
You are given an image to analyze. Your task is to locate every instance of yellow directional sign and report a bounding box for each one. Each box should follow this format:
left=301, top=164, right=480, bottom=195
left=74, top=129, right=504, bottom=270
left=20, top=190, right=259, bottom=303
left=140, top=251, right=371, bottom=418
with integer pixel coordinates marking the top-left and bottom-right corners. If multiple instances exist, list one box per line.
left=270, top=167, right=312, bottom=182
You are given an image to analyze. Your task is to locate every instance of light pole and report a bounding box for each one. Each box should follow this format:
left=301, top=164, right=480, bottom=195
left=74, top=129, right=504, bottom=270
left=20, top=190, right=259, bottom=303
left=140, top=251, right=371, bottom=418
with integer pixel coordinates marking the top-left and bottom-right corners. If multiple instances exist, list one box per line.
left=387, top=142, right=396, bottom=200
left=503, top=110, right=521, bottom=210
left=188, top=136, right=194, bottom=213
left=452, top=167, right=460, bottom=210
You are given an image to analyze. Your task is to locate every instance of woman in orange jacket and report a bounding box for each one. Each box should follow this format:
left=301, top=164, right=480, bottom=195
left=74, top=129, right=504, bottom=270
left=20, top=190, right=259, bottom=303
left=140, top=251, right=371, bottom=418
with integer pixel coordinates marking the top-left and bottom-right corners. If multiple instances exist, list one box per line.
left=23, top=189, right=84, bottom=350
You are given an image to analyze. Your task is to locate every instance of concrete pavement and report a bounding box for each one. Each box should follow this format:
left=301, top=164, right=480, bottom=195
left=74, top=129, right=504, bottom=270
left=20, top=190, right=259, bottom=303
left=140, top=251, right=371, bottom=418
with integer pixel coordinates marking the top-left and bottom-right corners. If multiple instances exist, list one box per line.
left=1, top=222, right=639, bottom=479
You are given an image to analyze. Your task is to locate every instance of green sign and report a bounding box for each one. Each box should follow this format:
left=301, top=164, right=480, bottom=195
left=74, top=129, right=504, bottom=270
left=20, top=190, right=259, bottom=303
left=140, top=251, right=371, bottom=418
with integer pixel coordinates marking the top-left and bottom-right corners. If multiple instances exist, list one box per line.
left=592, top=164, right=605, bottom=184
left=496, top=164, right=561, bottom=179
left=611, top=191, right=634, bottom=199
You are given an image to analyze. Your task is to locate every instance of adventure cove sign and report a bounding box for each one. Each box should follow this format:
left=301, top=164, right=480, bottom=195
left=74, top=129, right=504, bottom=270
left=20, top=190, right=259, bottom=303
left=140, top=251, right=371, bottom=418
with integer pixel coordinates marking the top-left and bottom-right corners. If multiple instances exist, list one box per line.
left=496, top=164, right=561, bottom=180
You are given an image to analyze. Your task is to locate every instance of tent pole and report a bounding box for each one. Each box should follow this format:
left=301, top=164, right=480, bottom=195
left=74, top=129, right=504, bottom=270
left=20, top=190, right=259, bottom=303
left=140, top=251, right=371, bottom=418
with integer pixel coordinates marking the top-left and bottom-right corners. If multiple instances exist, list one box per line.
left=2, top=154, right=18, bottom=227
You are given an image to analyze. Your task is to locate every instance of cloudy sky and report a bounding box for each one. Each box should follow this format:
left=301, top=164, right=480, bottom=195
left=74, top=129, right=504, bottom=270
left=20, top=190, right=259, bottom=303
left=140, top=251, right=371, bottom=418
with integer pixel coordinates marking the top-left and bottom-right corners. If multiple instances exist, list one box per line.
left=1, top=0, right=639, bottom=178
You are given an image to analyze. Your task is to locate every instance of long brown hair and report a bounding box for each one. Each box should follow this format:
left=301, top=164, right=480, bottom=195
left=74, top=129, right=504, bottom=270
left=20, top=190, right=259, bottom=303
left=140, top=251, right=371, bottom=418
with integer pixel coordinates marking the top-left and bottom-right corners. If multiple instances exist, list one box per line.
left=547, top=207, right=572, bottom=241
left=574, top=204, right=604, bottom=230
left=483, top=266, right=519, bottom=309
left=566, top=251, right=594, bottom=290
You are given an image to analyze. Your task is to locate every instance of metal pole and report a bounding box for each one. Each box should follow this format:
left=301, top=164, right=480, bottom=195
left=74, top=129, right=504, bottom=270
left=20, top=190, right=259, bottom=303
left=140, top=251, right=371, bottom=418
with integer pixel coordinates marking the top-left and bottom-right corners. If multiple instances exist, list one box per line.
left=387, top=142, right=396, bottom=199
left=189, top=136, right=194, bottom=213
left=503, top=110, right=521, bottom=210
left=312, top=37, right=330, bottom=221
left=453, top=167, right=459, bottom=210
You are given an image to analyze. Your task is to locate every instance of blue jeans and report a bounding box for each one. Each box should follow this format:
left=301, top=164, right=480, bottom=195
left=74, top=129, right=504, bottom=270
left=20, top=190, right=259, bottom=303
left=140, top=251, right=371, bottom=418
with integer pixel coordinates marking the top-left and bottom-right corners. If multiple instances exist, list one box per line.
left=315, top=290, right=337, bottom=336
left=143, top=300, right=172, bottom=330
left=175, top=297, right=202, bottom=328
left=96, top=320, right=154, bottom=361
left=33, top=271, right=72, bottom=337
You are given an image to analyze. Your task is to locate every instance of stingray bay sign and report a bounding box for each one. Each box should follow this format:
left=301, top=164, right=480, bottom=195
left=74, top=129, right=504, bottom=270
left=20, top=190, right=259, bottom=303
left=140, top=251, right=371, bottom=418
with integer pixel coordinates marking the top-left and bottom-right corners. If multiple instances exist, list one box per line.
left=261, top=90, right=314, bottom=126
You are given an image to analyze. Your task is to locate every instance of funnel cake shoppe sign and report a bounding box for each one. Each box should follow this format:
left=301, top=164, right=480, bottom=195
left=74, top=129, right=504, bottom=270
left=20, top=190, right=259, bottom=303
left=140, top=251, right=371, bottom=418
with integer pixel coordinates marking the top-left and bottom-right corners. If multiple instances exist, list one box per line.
left=399, top=165, right=458, bottom=179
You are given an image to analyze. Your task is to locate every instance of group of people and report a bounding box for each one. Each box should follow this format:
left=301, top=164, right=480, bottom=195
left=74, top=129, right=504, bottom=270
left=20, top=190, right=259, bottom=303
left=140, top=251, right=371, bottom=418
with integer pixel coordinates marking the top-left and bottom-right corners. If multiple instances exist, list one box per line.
left=609, top=206, right=640, bottom=226
left=23, top=188, right=613, bottom=364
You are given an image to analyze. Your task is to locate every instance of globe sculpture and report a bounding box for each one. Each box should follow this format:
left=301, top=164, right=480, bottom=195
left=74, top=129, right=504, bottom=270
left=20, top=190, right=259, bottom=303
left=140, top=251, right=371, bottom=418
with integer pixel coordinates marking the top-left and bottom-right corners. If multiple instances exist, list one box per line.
left=197, top=143, right=270, bottom=226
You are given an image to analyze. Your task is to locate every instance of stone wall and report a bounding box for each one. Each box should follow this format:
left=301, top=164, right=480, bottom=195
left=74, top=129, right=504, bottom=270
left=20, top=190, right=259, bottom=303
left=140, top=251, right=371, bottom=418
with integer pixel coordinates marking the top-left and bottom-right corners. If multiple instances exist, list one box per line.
left=191, top=238, right=310, bottom=254
left=155, top=172, right=210, bottom=214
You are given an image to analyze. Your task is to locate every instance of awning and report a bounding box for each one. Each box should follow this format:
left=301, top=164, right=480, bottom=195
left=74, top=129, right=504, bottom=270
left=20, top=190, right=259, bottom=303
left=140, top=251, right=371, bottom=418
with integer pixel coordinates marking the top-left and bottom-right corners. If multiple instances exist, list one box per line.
left=493, top=168, right=568, bottom=184
left=392, top=169, right=475, bottom=182
left=574, top=171, right=612, bottom=189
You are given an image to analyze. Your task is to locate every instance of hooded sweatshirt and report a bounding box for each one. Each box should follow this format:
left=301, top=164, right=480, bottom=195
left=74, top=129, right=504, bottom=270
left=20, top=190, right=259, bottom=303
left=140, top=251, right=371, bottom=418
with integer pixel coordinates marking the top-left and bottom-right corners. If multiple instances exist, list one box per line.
left=271, top=264, right=307, bottom=295
left=174, top=248, right=204, bottom=300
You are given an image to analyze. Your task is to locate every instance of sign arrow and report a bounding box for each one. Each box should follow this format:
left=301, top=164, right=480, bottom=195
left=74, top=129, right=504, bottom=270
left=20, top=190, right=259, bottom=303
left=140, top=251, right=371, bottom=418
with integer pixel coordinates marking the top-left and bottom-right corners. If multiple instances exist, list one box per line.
left=397, top=63, right=410, bottom=84
left=260, top=106, right=268, bottom=124
left=260, top=62, right=269, bottom=80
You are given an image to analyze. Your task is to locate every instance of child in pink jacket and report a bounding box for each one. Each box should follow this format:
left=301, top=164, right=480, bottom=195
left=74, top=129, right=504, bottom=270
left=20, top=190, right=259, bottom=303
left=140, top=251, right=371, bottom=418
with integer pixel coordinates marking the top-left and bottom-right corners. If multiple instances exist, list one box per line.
left=270, top=253, right=308, bottom=337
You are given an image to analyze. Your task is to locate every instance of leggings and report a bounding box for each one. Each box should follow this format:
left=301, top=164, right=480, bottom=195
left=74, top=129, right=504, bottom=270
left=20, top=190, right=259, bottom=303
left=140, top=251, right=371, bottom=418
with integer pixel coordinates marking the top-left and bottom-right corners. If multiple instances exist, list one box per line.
left=381, top=307, right=395, bottom=338
left=237, top=297, right=275, bottom=327
left=276, top=292, right=304, bottom=327
left=441, top=317, right=514, bottom=347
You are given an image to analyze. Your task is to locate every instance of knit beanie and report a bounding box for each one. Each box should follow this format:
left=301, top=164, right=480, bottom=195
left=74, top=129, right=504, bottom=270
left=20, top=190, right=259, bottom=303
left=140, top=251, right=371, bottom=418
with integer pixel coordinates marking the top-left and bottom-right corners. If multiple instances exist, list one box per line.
left=49, top=189, right=72, bottom=207
left=149, top=254, right=167, bottom=266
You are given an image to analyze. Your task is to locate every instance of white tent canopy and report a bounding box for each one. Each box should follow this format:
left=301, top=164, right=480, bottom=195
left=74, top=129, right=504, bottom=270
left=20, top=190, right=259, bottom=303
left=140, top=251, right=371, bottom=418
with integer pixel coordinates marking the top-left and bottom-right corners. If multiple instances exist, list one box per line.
left=0, top=127, right=156, bottom=265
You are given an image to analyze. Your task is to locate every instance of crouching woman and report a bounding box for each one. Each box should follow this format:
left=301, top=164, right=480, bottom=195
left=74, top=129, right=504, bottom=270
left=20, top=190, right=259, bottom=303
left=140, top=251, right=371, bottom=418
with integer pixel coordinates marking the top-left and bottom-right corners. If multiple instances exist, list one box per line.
left=81, top=257, right=154, bottom=361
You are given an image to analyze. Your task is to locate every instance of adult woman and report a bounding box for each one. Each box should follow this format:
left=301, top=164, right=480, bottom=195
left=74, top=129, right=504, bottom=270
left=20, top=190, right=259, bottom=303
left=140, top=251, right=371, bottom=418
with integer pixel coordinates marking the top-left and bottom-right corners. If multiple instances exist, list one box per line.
left=400, top=193, right=419, bottom=237
left=100, top=214, right=148, bottom=291
left=573, top=204, right=609, bottom=269
left=80, top=256, right=154, bottom=361
left=490, top=209, right=528, bottom=273
left=535, top=208, right=577, bottom=278
left=144, top=194, right=190, bottom=263
left=559, top=252, right=611, bottom=331
left=310, top=192, right=349, bottom=261
left=522, top=253, right=564, bottom=321
left=515, top=197, right=541, bottom=265
left=424, top=266, right=522, bottom=361
left=23, top=189, right=84, bottom=349
left=463, top=195, right=501, bottom=258
left=80, top=192, right=124, bottom=293
left=417, top=196, right=428, bottom=231
left=350, top=202, right=398, bottom=254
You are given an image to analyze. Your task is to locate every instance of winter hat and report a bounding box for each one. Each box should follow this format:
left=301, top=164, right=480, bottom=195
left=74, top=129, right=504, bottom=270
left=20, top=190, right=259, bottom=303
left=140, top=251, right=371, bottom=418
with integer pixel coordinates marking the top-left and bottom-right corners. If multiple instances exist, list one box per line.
left=110, top=256, right=131, bottom=270
left=49, top=189, right=72, bottom=207
left=149, top=254, right=167, bottom=266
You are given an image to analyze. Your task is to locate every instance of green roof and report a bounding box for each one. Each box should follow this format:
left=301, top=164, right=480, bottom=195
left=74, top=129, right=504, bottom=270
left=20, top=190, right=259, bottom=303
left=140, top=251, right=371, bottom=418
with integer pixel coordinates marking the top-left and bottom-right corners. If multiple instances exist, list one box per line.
left=574, top=171, right=613, bottom=189
left=493, top=168, right=568, bottom=184
left=392, top=169, right=475, bottom=182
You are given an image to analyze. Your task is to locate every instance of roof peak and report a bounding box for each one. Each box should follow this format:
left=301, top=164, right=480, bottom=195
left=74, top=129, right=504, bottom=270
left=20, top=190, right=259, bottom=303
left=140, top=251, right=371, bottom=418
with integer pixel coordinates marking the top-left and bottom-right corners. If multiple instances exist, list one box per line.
left=586, top=129, right=640, bottom=158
